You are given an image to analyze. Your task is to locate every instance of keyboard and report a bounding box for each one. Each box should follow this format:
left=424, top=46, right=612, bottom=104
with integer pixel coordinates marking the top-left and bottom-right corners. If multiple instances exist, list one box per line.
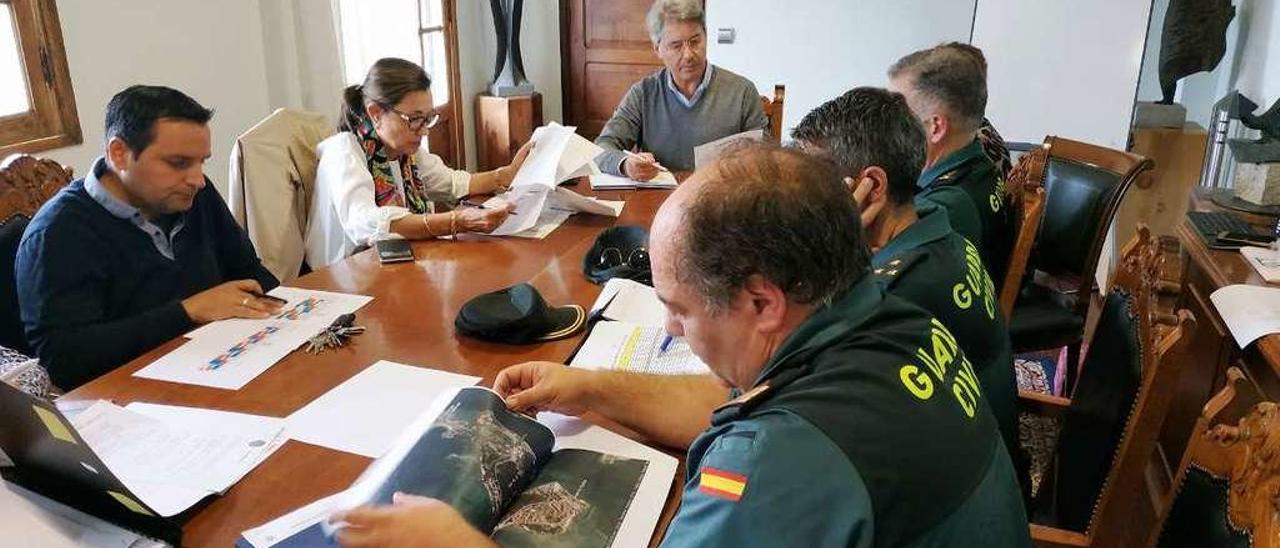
left=1188, top=211, right=1266, bottom=246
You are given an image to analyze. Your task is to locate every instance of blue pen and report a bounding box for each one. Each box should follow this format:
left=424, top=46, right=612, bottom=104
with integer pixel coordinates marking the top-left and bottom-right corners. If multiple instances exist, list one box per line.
left=658, top=334, right=674, bottom=354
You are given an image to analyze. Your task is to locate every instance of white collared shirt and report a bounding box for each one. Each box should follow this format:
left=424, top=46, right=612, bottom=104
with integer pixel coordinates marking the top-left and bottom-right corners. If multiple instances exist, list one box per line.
left=305, top=132, right=471, bottom=268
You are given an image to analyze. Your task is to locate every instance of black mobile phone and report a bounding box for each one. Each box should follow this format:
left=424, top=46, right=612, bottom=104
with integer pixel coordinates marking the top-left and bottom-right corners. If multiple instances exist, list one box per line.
left=375, top=238, right=414, bottom=263
left=1216, top=230, right=1275, bottom=247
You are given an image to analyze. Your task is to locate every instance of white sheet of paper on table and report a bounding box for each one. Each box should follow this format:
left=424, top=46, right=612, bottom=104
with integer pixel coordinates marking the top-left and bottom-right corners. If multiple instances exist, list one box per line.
left=1210, top=284, right=1280, bottom=348
left=552, top=187, right=625, bottom=217
left=589, top=278, right=667, bottom=326
left=71, top=401, right=285, bottom=517
left=239, top=491, right=345, bottom=548
left=589, top=170, right=677, bottom=190
left=538, top=413, right=679, bottom=548
left=486, top=186, right=551, bottom=236
left=510, top=208, right=573, bottom=240
left=285, top=361, right=480, bottom=458
left=571, top=321, right=708, bottom=375
left=1, top=480, right=148, bottom=548
left=133, top=318, right=327, bottom=390
left=184, top=287, right=373, bottom=343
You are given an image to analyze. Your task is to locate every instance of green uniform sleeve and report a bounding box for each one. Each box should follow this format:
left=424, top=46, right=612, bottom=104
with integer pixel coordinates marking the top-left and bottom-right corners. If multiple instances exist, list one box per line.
left=916, top=186, right=982, bottom=249
left=660, top=411, right=873, bottom=548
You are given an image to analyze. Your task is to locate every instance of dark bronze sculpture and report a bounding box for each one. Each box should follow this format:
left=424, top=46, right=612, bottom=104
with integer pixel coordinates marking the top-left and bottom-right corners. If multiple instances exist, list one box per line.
left=1158, top=0, right=1235, bottom=104
left=489, top=0, right=534, bottom=97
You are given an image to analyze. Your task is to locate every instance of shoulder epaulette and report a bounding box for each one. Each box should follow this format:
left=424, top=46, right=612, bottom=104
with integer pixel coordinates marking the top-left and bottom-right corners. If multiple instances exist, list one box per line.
left=874, top=249, right=928, bottom=288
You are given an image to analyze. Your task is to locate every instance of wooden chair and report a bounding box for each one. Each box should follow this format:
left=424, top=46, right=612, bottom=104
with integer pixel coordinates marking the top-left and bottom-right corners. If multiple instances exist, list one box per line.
left=0, top=154, right=72, bottom=355
left=1000, top=142, right=1048, bottom=319
left=1148, top=368, right=1280, bottom=547
left=1009, top=136, right=1155, bottom=394
left=0, top=154, right=71, bottom=221
left=1021, top=224, right=1196, bottom=547
left=760, top=84, right=785, bottom=144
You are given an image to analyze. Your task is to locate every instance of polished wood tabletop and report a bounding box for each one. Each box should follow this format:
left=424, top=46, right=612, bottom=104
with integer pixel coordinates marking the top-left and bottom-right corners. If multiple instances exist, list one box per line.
left=63, top=187, right=679, bottom=547
left=1176, top=197, right=1280, bottom=375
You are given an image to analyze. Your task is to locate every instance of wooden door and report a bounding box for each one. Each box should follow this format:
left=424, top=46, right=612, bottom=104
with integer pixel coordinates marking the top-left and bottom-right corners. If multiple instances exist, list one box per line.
left=560, top=0, right=662, bottom=140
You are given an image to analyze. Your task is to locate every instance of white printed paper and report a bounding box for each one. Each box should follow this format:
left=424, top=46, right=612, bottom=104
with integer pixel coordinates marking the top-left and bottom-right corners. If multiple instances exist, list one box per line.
left=1211, top=284, right=1280, bottom=348
left=137, top=288, right=372, bottom=390
left=285, top=361, right=480, bottom=458
left=240, top=492, right=345, bottom=548
left=571, top=321, right=709, bottom=375
left=72, top=402, right=285, bottom=517
left=590, top=278, right=667, bottom=326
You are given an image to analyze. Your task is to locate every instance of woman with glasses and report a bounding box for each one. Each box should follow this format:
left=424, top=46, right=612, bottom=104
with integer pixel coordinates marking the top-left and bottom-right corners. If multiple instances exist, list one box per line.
left=306, top=57, right=528, bottom=268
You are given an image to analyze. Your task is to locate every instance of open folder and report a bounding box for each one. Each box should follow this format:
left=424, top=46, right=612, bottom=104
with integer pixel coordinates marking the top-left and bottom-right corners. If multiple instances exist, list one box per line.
left=0, top=382, right=182, bottom=545
left=242, top=387, right=677, bottom=548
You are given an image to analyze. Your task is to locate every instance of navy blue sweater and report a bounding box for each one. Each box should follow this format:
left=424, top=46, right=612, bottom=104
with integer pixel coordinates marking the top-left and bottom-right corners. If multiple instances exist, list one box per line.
left=15, top=179, right=277, bottom=389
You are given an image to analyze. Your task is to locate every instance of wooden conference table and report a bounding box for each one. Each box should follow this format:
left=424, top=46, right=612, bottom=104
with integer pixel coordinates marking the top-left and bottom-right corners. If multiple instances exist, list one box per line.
left=63, top=186, right=679, bottom=547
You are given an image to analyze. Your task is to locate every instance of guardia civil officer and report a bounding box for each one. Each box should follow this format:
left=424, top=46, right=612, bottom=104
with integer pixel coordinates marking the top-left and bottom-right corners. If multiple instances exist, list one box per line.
left=329, top=145, right=1030, bottom=548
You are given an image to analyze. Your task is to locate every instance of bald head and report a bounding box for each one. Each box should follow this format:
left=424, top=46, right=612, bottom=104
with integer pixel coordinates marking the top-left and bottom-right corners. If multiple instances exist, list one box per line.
left=650, top=145, right=871, bottom=314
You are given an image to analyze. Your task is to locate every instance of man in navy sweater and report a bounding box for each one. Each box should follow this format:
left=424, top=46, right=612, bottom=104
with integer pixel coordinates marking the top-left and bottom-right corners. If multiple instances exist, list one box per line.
left=16, top=86, right=282, bottom=390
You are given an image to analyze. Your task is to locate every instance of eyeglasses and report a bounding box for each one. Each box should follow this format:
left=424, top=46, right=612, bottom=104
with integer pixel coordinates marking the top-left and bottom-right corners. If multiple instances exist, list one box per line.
left=388, top=106, right=440, bottom=132
left=596, top=247, right=650, bottom=271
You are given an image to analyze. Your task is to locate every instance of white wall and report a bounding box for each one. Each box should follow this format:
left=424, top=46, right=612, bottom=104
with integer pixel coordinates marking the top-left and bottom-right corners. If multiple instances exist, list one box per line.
left=1231, top=0, right=1280, bottom=112
left=973, top=0, right=1154, bottom=149
left=456, top=0, right=563, bottom=171
left=705, top=0, right=976, bottom=138
left=1135, top=0, right=1279, bottom=129
left=44, top=0, right=273, bottom=197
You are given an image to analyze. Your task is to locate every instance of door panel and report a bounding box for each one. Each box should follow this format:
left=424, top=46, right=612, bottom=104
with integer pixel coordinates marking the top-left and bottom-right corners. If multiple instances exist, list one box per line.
left=561, top=0, right=662, bottom=140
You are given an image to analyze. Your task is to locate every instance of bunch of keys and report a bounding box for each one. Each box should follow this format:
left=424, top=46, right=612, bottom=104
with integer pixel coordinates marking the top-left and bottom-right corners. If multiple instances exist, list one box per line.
left=305, top=313, right=365, bottom=354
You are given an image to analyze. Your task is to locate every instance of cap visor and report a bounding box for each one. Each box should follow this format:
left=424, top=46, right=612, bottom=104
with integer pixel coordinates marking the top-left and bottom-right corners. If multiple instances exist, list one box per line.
left=536, top=304, right=586, bottom=341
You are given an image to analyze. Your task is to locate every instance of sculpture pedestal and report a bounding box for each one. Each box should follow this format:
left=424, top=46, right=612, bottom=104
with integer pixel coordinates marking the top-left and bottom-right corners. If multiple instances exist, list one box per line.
left=1134, top=102, right=1187, bottom=129
left=1234, top=162, right=1280, bottom=206
left=475, top=92, right=543, bottom=171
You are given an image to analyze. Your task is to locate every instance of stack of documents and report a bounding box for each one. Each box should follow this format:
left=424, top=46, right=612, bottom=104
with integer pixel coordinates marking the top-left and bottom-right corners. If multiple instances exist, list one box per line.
left=572, top=321, right=708, bottom=375
left=70, top=402, right=287, bottom=517
left=133, top=287, right=372, bottom=390
left=578, top=278, right=706, bottom=374
left=589, top=278, right=668, bottom=326
left=489, top=123, right=627, bottom=237
left=589, top=170, right=678, bottom=190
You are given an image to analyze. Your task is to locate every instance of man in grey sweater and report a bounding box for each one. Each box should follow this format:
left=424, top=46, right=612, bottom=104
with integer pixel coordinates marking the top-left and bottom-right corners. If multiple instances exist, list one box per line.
left=594, top=0, right=769, bottom=180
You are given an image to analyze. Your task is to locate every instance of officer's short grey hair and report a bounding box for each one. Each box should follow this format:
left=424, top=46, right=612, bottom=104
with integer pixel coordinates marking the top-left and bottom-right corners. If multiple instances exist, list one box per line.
left=888, top=42, right=988, bottom=133
left=646, top=0, right=705, bottom=45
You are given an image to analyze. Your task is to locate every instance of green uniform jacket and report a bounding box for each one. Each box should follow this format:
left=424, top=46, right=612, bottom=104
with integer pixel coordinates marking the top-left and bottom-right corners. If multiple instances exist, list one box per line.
left=660, top=276, right=1030, bottom=548
left=915, top=139, right=1012, bottom=284
left=871, top=204, right=1019, bottom=469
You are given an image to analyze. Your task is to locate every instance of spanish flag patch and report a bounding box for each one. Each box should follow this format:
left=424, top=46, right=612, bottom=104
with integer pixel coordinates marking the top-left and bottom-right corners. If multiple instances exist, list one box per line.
left=699, top=467, right=747, bottom=501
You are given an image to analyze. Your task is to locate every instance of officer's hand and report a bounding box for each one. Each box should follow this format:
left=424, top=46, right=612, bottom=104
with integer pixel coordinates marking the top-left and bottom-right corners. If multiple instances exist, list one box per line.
left=847, top=176, right=884, bottom=229
left=623, top=152, right=660, bottom=181
left=334, top=493, right=495, bottom=548
left=494, top=361, right=594, bottom=416
left=181, top=280, right=283, bottom=324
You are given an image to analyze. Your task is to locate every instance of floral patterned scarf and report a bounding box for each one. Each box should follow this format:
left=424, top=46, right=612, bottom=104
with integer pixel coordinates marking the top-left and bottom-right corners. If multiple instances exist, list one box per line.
left=355, top=114, right=431, bottom=213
